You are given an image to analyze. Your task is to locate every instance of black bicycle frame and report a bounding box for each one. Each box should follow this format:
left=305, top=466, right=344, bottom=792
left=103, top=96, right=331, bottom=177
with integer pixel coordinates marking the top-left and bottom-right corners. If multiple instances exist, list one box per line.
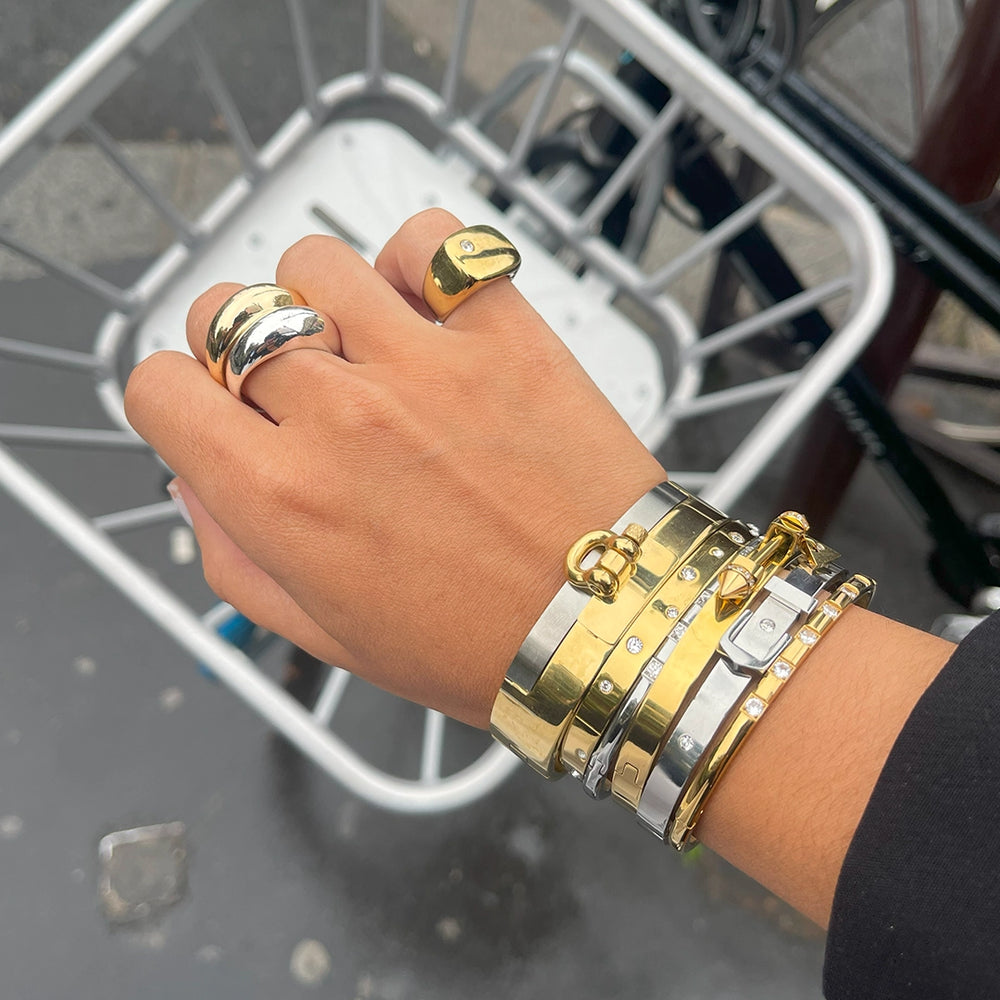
left=582, top=58, right=1000, bottom=605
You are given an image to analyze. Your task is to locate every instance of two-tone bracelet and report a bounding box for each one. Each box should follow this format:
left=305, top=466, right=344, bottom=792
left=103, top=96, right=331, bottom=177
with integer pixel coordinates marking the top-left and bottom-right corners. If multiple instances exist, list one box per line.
left=489, top=482, right=875, bottom=850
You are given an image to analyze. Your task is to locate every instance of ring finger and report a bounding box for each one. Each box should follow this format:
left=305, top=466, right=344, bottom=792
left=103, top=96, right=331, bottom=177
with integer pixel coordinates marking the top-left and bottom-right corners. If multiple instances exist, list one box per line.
left=186, top=283, right=348, bottom=423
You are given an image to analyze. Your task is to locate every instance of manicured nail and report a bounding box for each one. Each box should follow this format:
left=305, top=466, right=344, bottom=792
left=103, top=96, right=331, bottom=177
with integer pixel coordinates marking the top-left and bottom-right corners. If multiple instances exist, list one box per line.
left=167, top=479, right=193, bottom=528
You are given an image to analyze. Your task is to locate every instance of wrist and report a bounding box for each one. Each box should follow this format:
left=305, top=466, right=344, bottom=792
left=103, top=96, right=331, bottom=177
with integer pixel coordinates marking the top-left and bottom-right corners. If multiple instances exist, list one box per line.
left=467, top=456, right=667, bottom=729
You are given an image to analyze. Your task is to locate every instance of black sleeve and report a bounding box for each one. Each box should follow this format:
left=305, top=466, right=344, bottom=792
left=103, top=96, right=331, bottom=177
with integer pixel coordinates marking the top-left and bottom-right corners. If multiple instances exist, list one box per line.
left=823, top=612, right=1000, bottom=1000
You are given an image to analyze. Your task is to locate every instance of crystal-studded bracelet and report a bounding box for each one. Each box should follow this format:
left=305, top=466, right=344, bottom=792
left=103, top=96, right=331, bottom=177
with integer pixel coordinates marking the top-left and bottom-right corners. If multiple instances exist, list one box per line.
left=666, top=573, right=876, bottom=850
left=634, top=557, right=849, bottom=840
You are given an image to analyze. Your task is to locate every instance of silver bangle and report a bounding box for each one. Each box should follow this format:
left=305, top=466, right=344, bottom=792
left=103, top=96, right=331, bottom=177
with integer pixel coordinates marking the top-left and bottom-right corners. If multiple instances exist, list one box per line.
left=635, top=559, right=847, bottom=839
left=581, top=576, right=722, bottom=797
left=505, top=482, right=690, bottom=693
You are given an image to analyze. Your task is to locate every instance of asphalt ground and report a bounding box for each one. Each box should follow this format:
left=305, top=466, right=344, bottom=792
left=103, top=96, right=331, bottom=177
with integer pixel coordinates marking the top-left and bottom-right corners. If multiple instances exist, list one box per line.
left=0, top=2, right=994, bottom=999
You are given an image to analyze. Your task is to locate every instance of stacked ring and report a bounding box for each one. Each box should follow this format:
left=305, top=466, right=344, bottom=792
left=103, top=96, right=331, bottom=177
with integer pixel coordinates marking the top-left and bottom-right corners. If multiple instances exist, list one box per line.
left=224, top=305, right=332, bottom=400
left=422, top=225, right=521, bottom=321
left=205, top=284, right=333, bottom=402
left=206, top=283, right=300, bottom=386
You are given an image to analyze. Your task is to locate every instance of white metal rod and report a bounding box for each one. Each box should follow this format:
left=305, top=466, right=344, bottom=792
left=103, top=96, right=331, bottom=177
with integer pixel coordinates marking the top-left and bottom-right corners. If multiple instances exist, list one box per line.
left=312, top=667, right=351, bottom=726
left=367, top=0, right=385, bottom=86
left=0, top=336, right=104, bottom=371
left=93, top=499, right=179, bottom=533
left=689, top=276, right=851, bottom=359
left=187, top=28, right=259, bottom=175
left=621, top=144, right=670, bottom=261
left=575, top=96, right=687, bottom=235
left=420, top=710, right=446, bottom=783
left=286, top=0, right=321, bottom=117
left=0, top=232, right=131, bottom=310
left=642, top=181, right=787, bottom=293
left=672, top=372, right=798, bottom=418
left=0, top=425, right=148, bottom=449
left=83, top=119, right=197, bottom=242
left=0, top=0, right=206, bottom=190
left=0, top=441, right=519, bottom=812
left=441, top=0, right=476, bottom=116
left=506, top=8, right=585, bottom=174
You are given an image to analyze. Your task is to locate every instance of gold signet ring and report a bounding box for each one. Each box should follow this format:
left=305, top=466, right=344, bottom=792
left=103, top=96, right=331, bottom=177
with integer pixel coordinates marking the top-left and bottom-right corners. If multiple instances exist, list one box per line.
left=422, top=225, right=521, bottom=321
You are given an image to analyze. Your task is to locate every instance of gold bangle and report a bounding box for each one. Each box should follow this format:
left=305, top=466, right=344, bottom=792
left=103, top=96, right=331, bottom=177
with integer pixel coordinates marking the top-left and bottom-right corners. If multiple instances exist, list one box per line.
left=490, top=622, right=614, bottom=777
left=559, top=520, right=750, bottom=774
left=575, top=496, right=730, bottom=643
left=490, top=496, right=730, bottom=778
left=610, top=534, right=801, bottom=811
left=666, top=573, right=876, bottom=850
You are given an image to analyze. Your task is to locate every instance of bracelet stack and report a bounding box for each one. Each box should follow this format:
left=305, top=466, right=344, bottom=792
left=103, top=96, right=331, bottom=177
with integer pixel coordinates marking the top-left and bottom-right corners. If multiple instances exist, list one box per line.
left=490, top=483, right=874, bottom=850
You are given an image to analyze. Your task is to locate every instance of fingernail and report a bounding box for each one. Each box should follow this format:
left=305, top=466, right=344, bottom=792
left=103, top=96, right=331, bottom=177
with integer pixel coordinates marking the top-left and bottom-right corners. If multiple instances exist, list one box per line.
left=167, top=479, right=193, bottom=528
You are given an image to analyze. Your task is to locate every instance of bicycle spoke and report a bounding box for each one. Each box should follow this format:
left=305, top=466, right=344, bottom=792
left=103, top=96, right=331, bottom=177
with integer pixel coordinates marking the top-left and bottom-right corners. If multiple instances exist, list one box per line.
left=312, top=667, right=351, bottom=726
left=904, top=0, right=926, bottom=130
left=420, top=709, right=446, bottom=783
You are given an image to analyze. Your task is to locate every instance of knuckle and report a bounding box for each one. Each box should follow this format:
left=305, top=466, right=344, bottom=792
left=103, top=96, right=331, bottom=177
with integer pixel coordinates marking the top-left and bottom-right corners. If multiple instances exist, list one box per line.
left=409, top=206, right=463, bottom=235
left=341, top=378, right=402, bottom=430
left=277, top=234, right=351, bottom=285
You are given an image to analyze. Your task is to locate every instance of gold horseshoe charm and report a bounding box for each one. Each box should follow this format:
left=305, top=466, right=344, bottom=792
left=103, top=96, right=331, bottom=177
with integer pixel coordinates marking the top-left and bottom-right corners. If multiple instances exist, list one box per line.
left=566, top=523, right=647, bottom=602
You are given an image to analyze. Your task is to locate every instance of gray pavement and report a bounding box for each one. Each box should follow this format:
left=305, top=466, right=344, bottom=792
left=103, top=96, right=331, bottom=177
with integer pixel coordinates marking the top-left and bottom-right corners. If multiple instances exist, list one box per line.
left=0, top=2, right=993, bottom=999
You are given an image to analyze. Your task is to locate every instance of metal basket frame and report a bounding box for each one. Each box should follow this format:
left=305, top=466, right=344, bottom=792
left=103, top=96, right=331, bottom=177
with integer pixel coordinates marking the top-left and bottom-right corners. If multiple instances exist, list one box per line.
left=0, top=0, right=892, bottom=812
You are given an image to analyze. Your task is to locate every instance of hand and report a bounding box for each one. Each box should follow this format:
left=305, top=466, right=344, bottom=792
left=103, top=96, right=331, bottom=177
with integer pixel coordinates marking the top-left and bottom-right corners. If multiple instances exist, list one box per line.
left=124, top=209, right=665, bottom=727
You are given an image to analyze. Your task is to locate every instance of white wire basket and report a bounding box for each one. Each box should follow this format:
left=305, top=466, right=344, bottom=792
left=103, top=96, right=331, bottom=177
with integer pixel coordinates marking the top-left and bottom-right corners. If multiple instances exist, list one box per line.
left=0, top=0, right=892, bottom=813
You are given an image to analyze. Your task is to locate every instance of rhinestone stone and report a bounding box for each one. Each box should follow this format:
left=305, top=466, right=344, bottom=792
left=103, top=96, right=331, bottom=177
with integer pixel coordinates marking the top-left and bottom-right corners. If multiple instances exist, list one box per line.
left=598, top=678, right=614, bottom=695
left=758, top=618, right=777, bottom=634
left=747, top=523, right=761, bottom=536
left=626, top=636, right=644, bottom=654
left=576, top=747, right=587, bottom=761
left=798, top=627, right=820, bottom=646
left=665, top=605, right=680, bottom=619
left=822, top=601, right=842, bottom=619
left=709, top=546, right=725, bottom=558
left=459, top=239, right=475, bottom=252
left=745, top=696, right=765, bottom=718
left=729, top=532, right=746, bottom=544
left=677, top=734, right=695, bottom=753
left=773, top=660, right=793, bottom=680
left=679, top=566, right=698, bottom=582
left=670, top=624, right=687, bottom=641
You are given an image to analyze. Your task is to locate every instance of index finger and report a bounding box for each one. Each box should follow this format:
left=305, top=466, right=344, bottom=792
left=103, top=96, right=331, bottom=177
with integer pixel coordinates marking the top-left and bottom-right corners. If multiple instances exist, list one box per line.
left=124, top=349, right=278, bottom=515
